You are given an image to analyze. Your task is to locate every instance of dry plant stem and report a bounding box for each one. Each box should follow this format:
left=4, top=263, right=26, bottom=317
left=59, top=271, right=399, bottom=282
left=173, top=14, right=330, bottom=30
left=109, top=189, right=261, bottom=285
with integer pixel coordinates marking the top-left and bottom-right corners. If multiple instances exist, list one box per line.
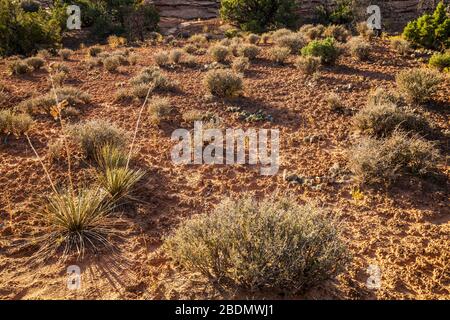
left=126, top=85, right=153, bottom=168
left=25, top=133, right=57, bottom=193
left=47, top=69, right=74, bottom=194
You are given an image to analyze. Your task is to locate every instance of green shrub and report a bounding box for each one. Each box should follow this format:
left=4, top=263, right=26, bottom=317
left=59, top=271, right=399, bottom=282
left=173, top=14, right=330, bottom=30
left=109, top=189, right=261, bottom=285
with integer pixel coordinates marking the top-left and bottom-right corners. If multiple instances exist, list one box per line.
left=323, top=24, right=350, bottom=43
left=348, top=131, right=440, bottom=185
left=396, top=68, right=442, bottom=104
left=220, top=0, right=298, bottom=33
left=402, top=1, right=450, bottom=50
left=69, top=120, right=127, bottom=159
left=163, top=195, right=349, bottom=293
left=429, top=51, right=450, bottom=71
left=315, top=0, right=354, bottom=25
left=0, top=0, right=62, bottom=56
left=95, top=144, right=128, bottom=171
left=204, top=69, right=243, bottom=98
left=98, top=167, right=145, bottom=200
left=301, top=37, right=340, bottom=65
left=353, top=103, right=430, bottom=137
left=42, top=187, right=115, bottom=257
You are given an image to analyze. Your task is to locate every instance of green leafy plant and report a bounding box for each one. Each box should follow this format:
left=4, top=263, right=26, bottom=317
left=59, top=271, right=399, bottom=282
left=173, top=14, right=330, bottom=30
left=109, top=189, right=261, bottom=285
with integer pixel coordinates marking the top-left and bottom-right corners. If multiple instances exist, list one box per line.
left=220, top=0, right=298, bottom=33
left=402, top=1, right=450, bottom=50
left=301, top=37, right=340, bottom=65
left=429, top=51, right=450, bottom=71
left=315, top=0, right=354, bottom=25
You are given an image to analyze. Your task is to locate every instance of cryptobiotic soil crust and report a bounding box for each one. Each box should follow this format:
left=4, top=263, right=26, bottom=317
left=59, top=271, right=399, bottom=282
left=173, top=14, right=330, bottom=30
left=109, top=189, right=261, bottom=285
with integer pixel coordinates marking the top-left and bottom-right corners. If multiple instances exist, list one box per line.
left=0, top=36, right=448, bottom=299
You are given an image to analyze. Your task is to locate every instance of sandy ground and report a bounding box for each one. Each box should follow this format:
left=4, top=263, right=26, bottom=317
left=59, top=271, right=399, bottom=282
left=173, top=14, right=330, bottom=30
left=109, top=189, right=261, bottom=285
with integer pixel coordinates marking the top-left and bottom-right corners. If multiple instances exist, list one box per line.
left=0, top=34, right=449, bottom=300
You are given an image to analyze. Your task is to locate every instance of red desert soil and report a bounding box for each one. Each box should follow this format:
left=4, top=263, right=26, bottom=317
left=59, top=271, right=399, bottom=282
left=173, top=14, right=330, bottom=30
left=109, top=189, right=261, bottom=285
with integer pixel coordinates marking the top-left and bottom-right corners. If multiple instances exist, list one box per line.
left=0, top=36, right=449, bottom=300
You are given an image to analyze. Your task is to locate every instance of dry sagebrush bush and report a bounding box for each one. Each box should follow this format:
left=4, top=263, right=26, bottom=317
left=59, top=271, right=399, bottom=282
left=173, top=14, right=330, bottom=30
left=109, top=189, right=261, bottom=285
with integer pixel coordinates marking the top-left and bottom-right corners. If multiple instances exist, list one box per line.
left=367, top=88, right=399, bottom=106
left=302, top=24, right=325, bottom=40
left=295, top=55, right=321, bottom=75
left=0, top=110, right=33, bottom=137
left=323, top=25, right=350, bottom=43
left=269, top=46, right=290, bottom=64
left=59, top=49, right=73, bottom=60
left=396, top=68, right=442, bottom=104
left=356, top=22, right=374, bottom=40
left=232, top=56, right=250, bottom=74
left=271, top=28, right=292, bottom=41
left=348, top=131, right=440, bottom=185
left=183, top=44, right=198, bottom=54
left=69, top=120, right=127, bottom=159
left=347, top=37, right=371, bottom=61
left=88, top=46, right=102, bottom=57
left=390, top=38, right=410, bottom=56
left=148, top=97, right=171, bottom=124
left=204, top=69, right=243, bottom=98
left=353, top=103, right=430, bottom=137
left=237, top=44, right=260, bottom=60
left=189, top=34, right=208, bottom=46
left=325, top=93, right=344, bottom=111
left=273, top=33, right=305, bottom=53
left=107, top=35, right=127, bottom=48
left=103, top=56, right=120, bottom=72
left=40, top=187, right=115, bottom=257
left=25, top=57, right=45, bottom=70
left=130, top=66, right=176, bottom=92
left=154, top=51, right=169, bottom=66
left=247, top=33, right=260, bottom=44
left=208, top=44, right=229, bottom=63
left=8, top=59, right=32, bottom=75
left=17, top=86, right=90, bottom=114
left=169, top=49, right=183, bottom=64
left=163, top=195, right=349, bottom=294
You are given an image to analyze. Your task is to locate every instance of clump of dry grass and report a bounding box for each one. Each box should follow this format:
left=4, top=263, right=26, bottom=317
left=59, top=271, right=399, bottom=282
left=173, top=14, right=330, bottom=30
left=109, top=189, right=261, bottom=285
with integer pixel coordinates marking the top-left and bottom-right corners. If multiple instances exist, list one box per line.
left=189, top=34, right=208, bottom=46
left=300, top=24, right=325, bottom=40
left=348, top=131, right=440, bottom=185
left=68, top=120, right=127, bottom=159
left=232, top=56, right=250, bottom=74
left=323, top=24, right=350, bottom=42
left=396, top=68, right=442, bottom=104
left=367, top=88, right=399, bottom=107
left=269, top=46, right=291, bottom=64
left=325, top=93, right=344, bottom=111
left=184, top=44, right=198, bottom=54
left=0, top=110, right=33, bottom=137
left=295, top=56, right=321, bottom=75
left=204, top=69, right=243, bottom=98
left=59, top=49, right=73, bottom=60
left=163, top=194, right=349, bottom=294
left=356, top=22, right=374, bottom=40
left=390, top=38, right=410, bottom=56
left=353, top=102, right=430, bottom=137
left=347, top=37, right=371, bottom=60
left=108, top=35, right=127, bottom=48
left=208, top=44, right=229, bottom=63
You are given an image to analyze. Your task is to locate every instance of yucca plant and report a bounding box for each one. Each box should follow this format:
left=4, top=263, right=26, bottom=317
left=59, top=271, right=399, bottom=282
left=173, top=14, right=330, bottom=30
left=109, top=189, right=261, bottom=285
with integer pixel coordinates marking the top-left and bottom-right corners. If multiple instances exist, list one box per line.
left=39, top=188, right=116, bottom=258
left=95, top=144, right=128, bottom=170
left=98, top=167, right=145, bottom=200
